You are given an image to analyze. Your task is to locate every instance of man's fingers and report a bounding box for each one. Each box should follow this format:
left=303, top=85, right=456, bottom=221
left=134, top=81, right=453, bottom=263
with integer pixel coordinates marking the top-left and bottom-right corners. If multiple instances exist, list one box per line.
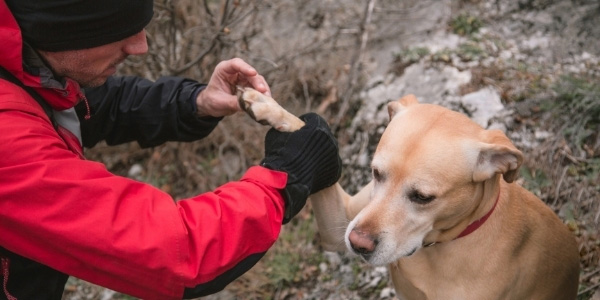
left=220, top=58, right=257, bottom=76
left=247, top=75, right=270, bottom=95
left=218, top=58, right=271, bottom=95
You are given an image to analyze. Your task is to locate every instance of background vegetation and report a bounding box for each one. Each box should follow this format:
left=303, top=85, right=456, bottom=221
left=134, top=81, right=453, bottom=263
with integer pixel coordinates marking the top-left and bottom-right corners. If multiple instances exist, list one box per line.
left=64, top=0, right=599, bottom=299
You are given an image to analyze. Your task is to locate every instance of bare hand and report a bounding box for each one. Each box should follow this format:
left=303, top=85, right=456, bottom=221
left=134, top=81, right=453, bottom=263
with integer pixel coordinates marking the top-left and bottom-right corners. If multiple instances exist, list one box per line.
left=196, top=58, right=271, bottom=117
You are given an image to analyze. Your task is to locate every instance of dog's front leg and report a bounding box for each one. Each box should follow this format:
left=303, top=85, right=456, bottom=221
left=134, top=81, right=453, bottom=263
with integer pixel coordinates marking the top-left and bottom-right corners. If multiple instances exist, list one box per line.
left=308, top=183, right=350, bottom=252
left=312, top=180, right=373, bottom=252
left=238, top=87, right=351, bottom=252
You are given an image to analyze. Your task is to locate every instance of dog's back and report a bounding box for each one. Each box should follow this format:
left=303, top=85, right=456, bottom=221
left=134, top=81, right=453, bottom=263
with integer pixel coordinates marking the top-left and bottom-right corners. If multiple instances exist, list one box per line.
left=502, top=185, right=580, bottom=299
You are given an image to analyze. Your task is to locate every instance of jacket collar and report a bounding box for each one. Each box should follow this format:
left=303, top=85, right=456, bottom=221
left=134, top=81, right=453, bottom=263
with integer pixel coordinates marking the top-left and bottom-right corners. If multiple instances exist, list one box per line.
left=0, top=0, right=82, bottom=111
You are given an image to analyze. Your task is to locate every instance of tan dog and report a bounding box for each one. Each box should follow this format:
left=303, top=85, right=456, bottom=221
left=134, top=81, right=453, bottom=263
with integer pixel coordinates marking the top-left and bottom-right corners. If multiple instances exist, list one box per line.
left=239, top=89, right=580, bottom=300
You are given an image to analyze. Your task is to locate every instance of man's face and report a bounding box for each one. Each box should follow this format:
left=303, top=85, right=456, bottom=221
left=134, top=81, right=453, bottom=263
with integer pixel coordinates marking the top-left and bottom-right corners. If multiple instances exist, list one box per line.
left=38, top=30, right=148, bottom=88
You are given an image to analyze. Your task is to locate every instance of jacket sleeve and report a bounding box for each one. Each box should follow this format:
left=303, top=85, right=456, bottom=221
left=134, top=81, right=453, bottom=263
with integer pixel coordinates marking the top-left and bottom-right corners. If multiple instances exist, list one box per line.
left=77, top=75, right=222, bottom=148
left=0, top=94, right=287, bottom=299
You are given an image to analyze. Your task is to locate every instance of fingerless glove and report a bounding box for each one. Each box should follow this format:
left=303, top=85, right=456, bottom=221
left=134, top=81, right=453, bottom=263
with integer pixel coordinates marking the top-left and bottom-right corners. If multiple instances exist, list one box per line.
left=261, top=113, right=342, bottom=223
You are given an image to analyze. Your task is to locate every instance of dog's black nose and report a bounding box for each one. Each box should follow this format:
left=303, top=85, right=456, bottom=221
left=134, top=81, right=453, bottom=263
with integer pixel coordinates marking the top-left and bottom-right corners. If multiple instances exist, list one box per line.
left=348, top=228, right=378, bottom=257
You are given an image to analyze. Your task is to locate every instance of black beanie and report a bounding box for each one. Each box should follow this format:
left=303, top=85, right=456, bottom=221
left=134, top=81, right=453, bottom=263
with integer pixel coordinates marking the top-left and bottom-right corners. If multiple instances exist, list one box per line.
left=5, top=0, right=154, bottom=52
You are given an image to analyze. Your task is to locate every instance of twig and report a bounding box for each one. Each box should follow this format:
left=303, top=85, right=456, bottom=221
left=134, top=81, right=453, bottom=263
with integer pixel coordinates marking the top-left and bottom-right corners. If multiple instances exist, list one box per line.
left=582, top=268, right=600, bottom=282
left=332, top=0, right=377, bottom=132
left=172, top=2, right=255, bottom=75
left=578, top=281, right=600, bottom=296
left=316, top=85, right=338, bottom=115
left=552, top=167, right=568, bottom=206
left=219, top=0, right=230, bottom=26
left=595, top=200, right=600, bottom=223
left=300, top=71, right=311, bottom=111
left=203, top=0, right=214, bottom=18
left=260, top=29, right=344, bottom=75
left=172, top=33, right=219, bottom=75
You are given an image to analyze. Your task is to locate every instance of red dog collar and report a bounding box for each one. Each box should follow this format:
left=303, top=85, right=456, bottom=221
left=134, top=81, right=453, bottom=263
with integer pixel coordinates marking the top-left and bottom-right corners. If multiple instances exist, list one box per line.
left=424, top=192, right=500, bottom=248
left=455, top=191, right=500, bottom=239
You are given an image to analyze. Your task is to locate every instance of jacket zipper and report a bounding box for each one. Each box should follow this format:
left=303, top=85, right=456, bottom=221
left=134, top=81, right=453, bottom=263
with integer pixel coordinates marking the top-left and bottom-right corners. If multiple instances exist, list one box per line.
left=79, top=92, right=91, bottom=120
left=1, top=257, right=17, bottom=300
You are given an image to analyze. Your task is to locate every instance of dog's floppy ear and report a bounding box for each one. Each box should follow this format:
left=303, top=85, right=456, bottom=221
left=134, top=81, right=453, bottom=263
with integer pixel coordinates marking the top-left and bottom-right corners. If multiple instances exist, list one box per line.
left=472, top=130, right=524, bottom=183
left=388, top=94, right=419, bottom=120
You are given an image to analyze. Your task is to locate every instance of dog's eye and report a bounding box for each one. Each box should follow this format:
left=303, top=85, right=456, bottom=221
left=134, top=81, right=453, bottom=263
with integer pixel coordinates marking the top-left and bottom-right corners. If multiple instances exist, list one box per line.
left=408, top=190, right=436, bottom=204
left=373, top=168, right=385, bottom=182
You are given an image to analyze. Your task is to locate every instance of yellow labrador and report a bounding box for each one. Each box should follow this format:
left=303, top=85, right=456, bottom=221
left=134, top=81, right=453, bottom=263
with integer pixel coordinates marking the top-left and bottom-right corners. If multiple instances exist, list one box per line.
left=239, top=89, right=580, bottom=300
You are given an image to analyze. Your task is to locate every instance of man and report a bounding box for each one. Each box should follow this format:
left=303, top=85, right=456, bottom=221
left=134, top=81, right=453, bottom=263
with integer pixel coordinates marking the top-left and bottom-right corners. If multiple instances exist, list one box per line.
left=0, top=0, right=342, bottom=299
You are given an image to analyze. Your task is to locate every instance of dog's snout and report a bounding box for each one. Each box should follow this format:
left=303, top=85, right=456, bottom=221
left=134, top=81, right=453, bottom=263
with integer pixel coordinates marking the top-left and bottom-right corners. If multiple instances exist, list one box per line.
left=349, top=229, right=378, bottom=257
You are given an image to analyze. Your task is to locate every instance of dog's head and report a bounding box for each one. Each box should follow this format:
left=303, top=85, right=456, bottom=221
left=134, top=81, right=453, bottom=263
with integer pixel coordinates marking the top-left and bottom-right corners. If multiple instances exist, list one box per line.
left=345, top=94, right=523, bottom=265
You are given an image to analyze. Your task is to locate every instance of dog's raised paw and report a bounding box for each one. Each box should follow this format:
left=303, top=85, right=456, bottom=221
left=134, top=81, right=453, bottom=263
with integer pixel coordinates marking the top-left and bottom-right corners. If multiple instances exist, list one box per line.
left=237, top=87, right=305, bottom=132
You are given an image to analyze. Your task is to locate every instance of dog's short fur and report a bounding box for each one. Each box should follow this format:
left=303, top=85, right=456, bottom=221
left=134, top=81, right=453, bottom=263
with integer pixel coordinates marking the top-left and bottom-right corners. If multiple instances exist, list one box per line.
left=239, top=89, right=580, bottom=300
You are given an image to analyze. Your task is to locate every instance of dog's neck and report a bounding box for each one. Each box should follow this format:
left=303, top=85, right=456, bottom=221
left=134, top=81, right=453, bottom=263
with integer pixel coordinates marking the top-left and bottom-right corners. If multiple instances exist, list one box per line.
left=454, top=190, right=500, bottom=239
left=425, top=181, right=502, bottom=247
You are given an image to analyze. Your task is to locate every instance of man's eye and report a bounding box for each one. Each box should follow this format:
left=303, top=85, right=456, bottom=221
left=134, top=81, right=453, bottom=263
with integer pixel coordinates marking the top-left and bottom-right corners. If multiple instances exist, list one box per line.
left=408, top=190, right=436, bottom=204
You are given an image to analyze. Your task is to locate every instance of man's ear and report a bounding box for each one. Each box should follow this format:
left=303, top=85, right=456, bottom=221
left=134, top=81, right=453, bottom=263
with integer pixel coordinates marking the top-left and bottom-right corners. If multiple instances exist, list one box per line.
left=472, top=130, right=524, bottom=183
left=387, top=94, right=419, bottom=120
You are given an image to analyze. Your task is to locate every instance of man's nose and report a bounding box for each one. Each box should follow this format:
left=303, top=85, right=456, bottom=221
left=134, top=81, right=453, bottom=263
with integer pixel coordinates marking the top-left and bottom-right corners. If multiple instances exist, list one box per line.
left=122, top=30, right=148, bottom=55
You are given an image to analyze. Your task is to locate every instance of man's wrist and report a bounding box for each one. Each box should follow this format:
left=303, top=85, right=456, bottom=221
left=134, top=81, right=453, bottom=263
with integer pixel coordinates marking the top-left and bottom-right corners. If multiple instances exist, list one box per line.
left=190, top=84, right=207, bottom=116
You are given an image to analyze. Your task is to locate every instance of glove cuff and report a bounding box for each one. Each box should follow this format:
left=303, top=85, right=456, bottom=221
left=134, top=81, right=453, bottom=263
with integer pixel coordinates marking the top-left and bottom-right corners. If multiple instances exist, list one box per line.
left=280, top=184, right=310, bottom=224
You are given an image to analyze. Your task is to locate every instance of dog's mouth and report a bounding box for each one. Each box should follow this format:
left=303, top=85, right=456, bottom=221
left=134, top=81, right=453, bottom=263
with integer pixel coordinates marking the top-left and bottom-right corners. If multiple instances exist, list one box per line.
left=357, top=252, right=373, bottom=261
left=351, top=245, right=374, bottom=261
left=360, top=246, right=419, bottom=265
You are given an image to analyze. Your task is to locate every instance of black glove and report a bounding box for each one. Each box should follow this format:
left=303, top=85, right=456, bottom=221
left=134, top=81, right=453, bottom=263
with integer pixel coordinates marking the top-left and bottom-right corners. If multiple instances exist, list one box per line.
left=261, top=113, right=342, bottom=224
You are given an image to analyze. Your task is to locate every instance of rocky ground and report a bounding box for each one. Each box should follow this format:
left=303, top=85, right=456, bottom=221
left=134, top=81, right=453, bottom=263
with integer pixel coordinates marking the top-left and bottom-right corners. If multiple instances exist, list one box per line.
left=63, top=0, right=598, bottom=299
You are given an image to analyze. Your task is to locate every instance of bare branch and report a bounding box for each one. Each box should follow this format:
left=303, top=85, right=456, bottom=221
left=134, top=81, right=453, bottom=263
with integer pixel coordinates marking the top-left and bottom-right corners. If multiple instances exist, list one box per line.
left=332, top=0, right=377, bottom=131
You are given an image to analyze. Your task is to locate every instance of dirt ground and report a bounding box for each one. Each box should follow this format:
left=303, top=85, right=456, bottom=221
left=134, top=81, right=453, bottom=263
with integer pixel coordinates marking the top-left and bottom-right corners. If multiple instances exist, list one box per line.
left=63, top=0, right=599, bottom=299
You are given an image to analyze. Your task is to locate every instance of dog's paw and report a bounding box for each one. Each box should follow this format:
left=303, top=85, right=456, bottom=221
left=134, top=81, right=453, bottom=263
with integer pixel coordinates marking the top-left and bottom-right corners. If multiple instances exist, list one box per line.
left=237, top=87, right=305, bottom=132
left=237, top=86, right=269, bottom=125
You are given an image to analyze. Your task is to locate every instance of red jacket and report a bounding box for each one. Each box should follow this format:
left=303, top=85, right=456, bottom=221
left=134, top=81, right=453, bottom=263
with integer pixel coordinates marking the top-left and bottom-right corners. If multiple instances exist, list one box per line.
left=0, top=0, right=286, bottom=298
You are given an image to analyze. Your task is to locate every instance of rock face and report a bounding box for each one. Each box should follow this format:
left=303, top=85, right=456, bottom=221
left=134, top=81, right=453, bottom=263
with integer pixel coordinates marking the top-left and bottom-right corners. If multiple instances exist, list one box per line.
left=460, top=87, right=505, bottom=130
